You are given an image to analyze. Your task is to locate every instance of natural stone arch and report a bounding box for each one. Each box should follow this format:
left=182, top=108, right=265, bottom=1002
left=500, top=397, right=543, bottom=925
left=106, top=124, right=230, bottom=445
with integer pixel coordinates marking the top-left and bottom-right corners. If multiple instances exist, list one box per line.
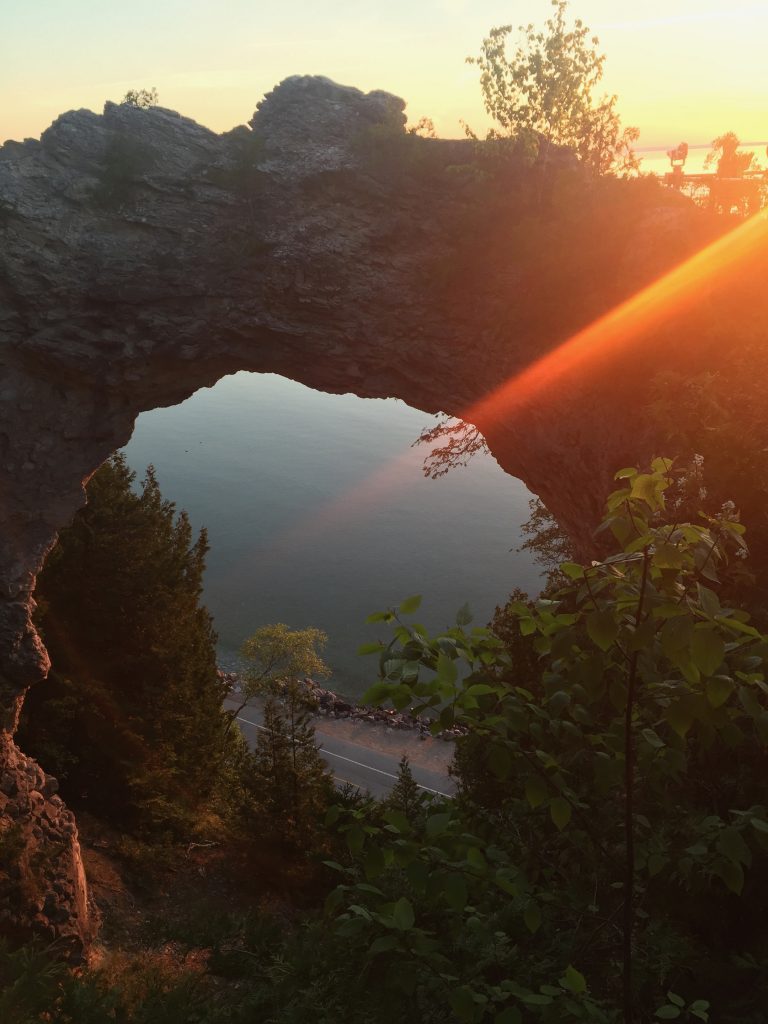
left=0, top=76, right=718, bottom=946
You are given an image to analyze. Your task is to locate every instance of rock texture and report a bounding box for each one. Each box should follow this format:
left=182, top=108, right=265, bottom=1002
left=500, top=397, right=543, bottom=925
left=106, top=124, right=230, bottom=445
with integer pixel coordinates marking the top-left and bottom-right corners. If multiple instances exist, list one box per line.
left=0, top=75, right=724, bottom=947
left=0, top=733, right=91, bottom=953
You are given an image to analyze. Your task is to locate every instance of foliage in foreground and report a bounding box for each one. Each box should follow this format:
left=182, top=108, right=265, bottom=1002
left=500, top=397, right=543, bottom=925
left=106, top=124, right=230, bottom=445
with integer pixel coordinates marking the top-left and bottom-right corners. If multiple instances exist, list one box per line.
left=324, top=459, right=768, bottom=1023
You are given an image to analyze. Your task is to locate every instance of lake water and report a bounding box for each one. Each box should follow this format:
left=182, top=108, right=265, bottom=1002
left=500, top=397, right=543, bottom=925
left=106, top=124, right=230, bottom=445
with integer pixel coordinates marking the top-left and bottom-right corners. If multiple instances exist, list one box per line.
left=122, top=373, right=541, bottom=699
left=640, top=143, right=766, bottom=177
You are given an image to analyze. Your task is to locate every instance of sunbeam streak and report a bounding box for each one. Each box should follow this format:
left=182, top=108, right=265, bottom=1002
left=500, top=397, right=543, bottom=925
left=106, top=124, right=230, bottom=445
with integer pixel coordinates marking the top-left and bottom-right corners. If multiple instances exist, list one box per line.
left=267, top=211, right=768, bottom=550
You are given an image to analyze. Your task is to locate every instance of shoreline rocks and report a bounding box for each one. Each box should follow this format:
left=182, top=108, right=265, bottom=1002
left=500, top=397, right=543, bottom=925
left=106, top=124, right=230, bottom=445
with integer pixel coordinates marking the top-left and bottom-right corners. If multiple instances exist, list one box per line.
left=218, top=671, right=466, bottom=741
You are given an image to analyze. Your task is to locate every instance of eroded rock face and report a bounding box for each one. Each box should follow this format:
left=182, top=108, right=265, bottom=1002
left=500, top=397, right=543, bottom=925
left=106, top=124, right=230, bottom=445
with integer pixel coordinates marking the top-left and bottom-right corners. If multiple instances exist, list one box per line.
left=0, top=75, right=714, bottom=946
left=0, top=733, right=91, bottom=952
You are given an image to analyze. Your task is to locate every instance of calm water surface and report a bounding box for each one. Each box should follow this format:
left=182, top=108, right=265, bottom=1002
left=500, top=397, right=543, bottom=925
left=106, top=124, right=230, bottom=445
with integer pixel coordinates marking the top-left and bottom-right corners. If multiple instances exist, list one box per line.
left=122, top=373, right=540, bottom=699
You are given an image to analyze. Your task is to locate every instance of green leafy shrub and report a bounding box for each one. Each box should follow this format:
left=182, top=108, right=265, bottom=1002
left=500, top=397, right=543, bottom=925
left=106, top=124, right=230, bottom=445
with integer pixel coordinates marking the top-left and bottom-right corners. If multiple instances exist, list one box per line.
left=323, top=458, right=768, bottom=1022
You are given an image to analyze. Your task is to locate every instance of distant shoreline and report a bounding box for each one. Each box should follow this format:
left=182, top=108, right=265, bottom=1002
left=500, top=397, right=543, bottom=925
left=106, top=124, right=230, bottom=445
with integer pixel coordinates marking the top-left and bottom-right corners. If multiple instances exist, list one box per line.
left=637, top=141, right=768, bottom=152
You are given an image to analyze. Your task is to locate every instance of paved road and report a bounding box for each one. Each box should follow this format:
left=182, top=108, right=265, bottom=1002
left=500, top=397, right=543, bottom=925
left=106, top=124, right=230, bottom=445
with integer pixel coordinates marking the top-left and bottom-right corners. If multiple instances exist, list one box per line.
left=228, top=701, right=455, bottom=800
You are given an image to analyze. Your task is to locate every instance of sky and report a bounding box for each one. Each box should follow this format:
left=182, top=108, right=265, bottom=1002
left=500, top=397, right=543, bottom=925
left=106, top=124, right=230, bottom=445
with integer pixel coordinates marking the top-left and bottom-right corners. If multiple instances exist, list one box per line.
left=2, top=1, right=767, bottom=150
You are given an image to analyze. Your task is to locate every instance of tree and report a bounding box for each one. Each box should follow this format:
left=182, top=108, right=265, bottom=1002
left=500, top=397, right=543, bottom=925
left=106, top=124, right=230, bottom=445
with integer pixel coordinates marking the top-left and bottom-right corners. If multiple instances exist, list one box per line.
left=123, top=87, right=159, bottom=109
left=226, top=623, right=330, bottom=732
left=703, top=132, right=764, bottom=215
left=385, top=755, right=424, bottom=824
left=406, top=116, right=436, bottom=138
left=19, top=454, right=227, bottom=832
left=705, top=131, right=759, bottom=177
left=467, top=0, right=638, bottom=176
left=249, top=681, right=334, bottom=850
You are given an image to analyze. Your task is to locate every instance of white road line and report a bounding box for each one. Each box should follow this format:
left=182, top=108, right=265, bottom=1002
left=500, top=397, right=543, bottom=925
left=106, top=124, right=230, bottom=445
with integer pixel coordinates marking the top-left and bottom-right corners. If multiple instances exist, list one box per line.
left=235, top=715, right=451, bottom=798
left=236, top=715, right=267, bottom=732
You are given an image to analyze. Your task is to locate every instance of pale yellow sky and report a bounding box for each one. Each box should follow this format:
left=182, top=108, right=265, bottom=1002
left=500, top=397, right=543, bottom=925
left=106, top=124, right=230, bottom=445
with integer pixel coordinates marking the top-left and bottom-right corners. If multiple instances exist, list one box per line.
left=2, top=1, right=767, bottom=150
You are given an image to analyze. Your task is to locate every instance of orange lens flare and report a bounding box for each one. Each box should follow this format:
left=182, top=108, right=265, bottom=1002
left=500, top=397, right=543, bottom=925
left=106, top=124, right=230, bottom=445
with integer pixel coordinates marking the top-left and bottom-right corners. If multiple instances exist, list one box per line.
left=465, top=210, right=768, bottom=432
left=266, top=210, right=768, bottom=550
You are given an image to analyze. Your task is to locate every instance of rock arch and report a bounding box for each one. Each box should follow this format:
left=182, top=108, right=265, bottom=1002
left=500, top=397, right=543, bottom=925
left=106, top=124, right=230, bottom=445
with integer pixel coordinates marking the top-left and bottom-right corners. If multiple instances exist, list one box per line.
left=0, top=76, right=719, bottom=946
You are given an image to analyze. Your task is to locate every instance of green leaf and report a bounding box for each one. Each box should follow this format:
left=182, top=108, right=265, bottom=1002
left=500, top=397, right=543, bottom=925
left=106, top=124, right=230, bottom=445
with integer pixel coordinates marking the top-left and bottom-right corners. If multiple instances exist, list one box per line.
left=346, top=825, right=365, bottom=856
left=369, top=935, right=399, bottom=955
left=465, top=683, right=496, bottom=697
left=494, top=1009, right=522, bottom=1024
left=466, top=846, right=486, bottom=871
left=615, top=467, right=638, bottom=480
left=525, top=777, right=548, bottom=808
left=691, top=628, right=725, bottom=677
left=495, top=871, right=518, bottom=896
left=654, top=542, right=684, bottom=569
left=355, top=883, right=385, bottom=896
left=357, top=641, right=384, bottom=656
left=586, top=610, right=618, bottom=652
left=751, top=817, right=768, bottom=834
left=561, top=562, right=585, bottom=579
left=697, top=583, right=721, bottom=619
left=392, top=897, right=415, bottom=931
left=436, top=652, right=458, bottom=688
left=661, top=614, right=694, bottom=657
left=364, top=844, right=385, bottom=880
left=383, top=809, right=410, bottom=834
left=362, top=681, right=393, bottom=705
left=399, top=594, right=422, bottom=614
left=647, top=853, right=665, bottom=877
left=523, top=902, right=542, bottom=933
left=548, top=690, right=571, bottom=714
left=455, top=602, right=473, bottom=626
left=324, top=805, right=341, bottom=827
left=717, top=827, right=752, bottom=866
left=716, top=858, right=744, bottom=894
left=655, top=1006, right=681, bottom=1019
left=641, top=728, right=665, bottom=750
left=366, top=610, right=393, bottom=624
left=665, top=698, right=695, bottom=738
left=630, top=472, right=662, bottom=508
left=449, top=987, right=476, bottom=1023
left=706, top=675, right=734, bottom=708
left=520, top=992, right=552, bottom=1006
left=550, top=797, right=572, bottom=831
left=426, top=812, right=452, bottom=836
left=666, top=993, right=685, bottom=1007
left=443, top=871, right=468, bottom=911
left=562, top=965, right=587, bottom=995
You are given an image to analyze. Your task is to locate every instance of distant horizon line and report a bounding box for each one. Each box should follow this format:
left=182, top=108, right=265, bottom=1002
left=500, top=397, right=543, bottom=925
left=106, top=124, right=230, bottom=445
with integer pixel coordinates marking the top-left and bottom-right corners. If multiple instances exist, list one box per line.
left=637, top=141, right=768, bottom=152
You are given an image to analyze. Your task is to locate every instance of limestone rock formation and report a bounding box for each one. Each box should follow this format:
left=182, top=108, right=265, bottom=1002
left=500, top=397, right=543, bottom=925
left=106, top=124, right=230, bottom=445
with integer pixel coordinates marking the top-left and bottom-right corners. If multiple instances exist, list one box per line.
left=0, top=75, right=724, bottom=947
left=0, top=734, right=91, bottom=953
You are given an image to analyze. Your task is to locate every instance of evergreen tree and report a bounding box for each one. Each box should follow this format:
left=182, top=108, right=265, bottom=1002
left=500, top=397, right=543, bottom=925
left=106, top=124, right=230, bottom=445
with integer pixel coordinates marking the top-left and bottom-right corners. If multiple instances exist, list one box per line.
left=19, top=454, right=227, bottom=833
left=384, top=755, right=424, bottom=824
left=249, top=682, right=333, bottom=851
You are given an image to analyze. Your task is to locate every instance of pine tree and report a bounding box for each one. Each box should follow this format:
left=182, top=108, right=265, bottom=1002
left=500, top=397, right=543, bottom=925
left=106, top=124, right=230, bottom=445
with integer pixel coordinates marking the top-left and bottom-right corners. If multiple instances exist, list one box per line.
left=19, top=454, right=227, bottom=832
left=249, top=682, right=333, bottom=851
left=385, top=755, right=424, bottom=823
